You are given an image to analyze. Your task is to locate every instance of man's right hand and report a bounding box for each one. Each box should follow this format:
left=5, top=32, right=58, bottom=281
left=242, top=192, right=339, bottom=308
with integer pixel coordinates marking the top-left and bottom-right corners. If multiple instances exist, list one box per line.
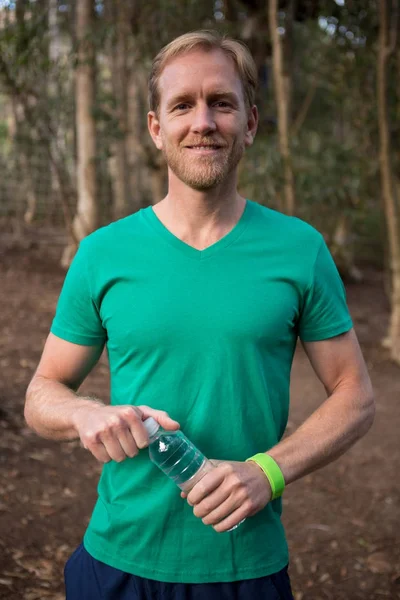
left=73, top=404, right=180, bottom=463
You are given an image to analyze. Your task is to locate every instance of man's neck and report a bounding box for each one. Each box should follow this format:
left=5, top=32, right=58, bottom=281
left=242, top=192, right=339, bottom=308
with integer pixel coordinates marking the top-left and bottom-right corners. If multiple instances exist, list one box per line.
left=153, top=173, right=246, bottom=251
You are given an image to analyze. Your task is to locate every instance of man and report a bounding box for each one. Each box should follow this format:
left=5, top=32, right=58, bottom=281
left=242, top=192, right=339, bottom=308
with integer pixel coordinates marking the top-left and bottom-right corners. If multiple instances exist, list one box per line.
left=25, top=30, right=375, bottom=600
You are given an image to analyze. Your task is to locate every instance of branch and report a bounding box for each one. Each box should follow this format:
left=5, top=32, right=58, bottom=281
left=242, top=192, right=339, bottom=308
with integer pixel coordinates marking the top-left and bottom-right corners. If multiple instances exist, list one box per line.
left=98, top=103, right=118, bottom=120
left=0, top=52, right=40, bottom=108
left=291, top=78, right=318, bottom=137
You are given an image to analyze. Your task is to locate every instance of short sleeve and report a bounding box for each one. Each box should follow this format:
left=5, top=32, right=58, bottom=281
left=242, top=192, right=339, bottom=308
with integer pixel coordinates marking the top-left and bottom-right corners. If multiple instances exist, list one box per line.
left=298, top=237, right=353, bottom=342
left=50, top=240, right=107, bottom=346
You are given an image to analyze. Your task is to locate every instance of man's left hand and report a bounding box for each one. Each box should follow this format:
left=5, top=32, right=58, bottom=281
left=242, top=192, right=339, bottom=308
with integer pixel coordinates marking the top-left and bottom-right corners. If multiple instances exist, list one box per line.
left=181, top=460, right=272, bottom=533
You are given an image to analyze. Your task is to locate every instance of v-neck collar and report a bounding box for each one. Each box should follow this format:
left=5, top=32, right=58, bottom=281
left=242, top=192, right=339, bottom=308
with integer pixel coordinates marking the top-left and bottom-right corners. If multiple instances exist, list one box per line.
left=142, top=200, right=251, bottom=261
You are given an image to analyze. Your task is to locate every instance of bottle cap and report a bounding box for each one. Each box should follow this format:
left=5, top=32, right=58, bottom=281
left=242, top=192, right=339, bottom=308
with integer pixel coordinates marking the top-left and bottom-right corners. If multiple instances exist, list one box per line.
left=143, top=417, right=160, bottom=438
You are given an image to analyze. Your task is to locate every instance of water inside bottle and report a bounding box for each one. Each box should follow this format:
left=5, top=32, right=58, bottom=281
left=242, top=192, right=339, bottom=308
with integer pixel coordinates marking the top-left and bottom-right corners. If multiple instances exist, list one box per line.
left=149, top=431, right=245, bottom=531
left=150, top=431, right=206, bottom=487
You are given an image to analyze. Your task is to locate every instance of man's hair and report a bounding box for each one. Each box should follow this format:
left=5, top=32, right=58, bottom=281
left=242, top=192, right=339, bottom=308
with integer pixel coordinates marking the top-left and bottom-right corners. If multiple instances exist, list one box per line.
left=148, top=30, right=258, bottom=114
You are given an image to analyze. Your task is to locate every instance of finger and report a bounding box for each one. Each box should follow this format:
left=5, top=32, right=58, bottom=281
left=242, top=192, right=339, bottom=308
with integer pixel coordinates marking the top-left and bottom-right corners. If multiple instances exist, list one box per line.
left=117, top=428, right=139, bottom=458
left=187, top=468, right=226, bottom=506
left=201, top=493, right=243, bottom=525
left=137, top=405, right=180, bottom=431
left=100, top=429, right=129, bottom=462
left=193, top=487, right=231, bottom=519
left=212, top=504, right=249, bottom=533
left=180, top=492, right=187, bottom=499
left=86, top=441, right=112, bottom=463
left=118, top=406, right=150, bottom=449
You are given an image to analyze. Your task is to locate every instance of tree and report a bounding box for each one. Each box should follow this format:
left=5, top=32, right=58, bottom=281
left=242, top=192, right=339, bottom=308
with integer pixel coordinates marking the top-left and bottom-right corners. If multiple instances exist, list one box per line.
left=62, top=0, right=98, bottom=266
left=377, top=0, right=400, bottom=363
left=268, top=0, right=296, bottom=215
left=108, top=0, right=130, bottom=220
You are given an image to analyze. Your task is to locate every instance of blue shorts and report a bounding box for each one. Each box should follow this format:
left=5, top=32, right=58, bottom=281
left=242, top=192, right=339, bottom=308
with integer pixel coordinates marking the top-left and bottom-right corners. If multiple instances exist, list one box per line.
left=64, top=543, right=294, bottom=600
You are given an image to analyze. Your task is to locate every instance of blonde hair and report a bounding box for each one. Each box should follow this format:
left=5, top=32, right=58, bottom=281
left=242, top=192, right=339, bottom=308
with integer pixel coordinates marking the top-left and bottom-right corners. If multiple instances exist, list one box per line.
left=149, top=30, right=258, bottom=113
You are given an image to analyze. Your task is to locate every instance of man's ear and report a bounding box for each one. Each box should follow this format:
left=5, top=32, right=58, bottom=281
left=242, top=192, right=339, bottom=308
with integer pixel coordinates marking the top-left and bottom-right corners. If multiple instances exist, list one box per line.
left=148, top=111, right=163, bottom=150
left=244, top=105, right=258, bottom=148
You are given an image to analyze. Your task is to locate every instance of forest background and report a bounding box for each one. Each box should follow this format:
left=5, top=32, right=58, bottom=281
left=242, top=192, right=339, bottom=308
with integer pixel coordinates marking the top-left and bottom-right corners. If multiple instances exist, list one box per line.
left=1, top=0, right=400, bottom=359
left=0, top=1, right=399, bottom=599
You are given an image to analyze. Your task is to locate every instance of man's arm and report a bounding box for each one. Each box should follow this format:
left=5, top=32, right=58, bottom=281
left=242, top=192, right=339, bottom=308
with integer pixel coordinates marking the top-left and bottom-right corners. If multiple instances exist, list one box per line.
left=25, top=333, right=180, bottom=461
left=185, top=328, right=375, bottom=532
left=25, top=333, right=105, bottom=440
left=267, top=328, right=375, bottom=484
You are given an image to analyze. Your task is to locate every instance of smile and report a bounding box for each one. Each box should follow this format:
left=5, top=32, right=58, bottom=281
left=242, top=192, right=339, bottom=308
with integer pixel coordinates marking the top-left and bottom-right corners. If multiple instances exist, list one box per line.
left=185, top=146, right=223, bottom=152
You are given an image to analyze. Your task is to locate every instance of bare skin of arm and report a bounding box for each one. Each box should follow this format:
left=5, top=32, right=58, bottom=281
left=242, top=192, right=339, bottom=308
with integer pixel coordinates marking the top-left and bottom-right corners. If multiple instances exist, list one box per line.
left=184, top=329, right=375, bottom=533
left=24, top=333, right=180, bottom=463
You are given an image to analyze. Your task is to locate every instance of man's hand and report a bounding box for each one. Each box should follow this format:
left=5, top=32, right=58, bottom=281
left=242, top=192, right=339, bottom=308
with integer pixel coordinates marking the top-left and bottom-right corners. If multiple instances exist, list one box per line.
left=73, top=404, right=180, bottom=463
left=181, top=460, right=272, bottom=533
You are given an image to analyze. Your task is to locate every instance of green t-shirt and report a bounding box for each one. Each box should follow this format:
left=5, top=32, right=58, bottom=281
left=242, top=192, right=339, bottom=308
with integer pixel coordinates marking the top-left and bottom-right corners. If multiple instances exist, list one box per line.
left=51, top=199, right=352, bottom=583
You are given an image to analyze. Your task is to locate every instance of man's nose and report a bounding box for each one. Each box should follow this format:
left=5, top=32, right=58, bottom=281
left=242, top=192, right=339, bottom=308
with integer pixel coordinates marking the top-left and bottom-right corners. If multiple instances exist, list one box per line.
left=190, top=105, right=217, bottom=135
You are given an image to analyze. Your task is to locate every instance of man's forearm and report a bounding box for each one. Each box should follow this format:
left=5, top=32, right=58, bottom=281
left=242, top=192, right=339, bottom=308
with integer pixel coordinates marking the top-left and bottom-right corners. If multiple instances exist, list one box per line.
left=267, top=383, right=375, bottom=486
left=25, top=375, right=105, bottom=441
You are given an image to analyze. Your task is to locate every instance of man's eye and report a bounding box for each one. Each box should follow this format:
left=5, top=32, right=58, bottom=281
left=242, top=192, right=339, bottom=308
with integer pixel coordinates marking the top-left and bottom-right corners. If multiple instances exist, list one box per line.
left=214, top=101, right=230, bottom=108
left=175, top=103, right=190, bottom=110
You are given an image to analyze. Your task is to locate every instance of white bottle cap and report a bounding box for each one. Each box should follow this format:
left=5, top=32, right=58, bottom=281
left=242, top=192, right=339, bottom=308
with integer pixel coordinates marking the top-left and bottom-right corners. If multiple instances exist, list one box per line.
left=143, top=417, right=160, bottom=437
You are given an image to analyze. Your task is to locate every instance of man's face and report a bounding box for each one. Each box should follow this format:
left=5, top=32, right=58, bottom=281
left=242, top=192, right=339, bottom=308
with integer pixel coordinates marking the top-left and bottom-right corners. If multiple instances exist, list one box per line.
left=148, top=48, right=257, bottom=191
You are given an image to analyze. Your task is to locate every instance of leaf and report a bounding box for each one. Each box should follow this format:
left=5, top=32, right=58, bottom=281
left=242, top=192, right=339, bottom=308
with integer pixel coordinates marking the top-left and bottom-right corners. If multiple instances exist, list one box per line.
left=294, top=556, right=304, bottom=574
left=27, top=449, right=54, bottom=461
left=366, top=552, right=393, bottom=574
left=304, top=523, right=331, bottom=532
left=2, top=571, right=29, bottom=580
left=310, top=561, right=318, bottom=574
left=12, top=555, right=54, bottom=579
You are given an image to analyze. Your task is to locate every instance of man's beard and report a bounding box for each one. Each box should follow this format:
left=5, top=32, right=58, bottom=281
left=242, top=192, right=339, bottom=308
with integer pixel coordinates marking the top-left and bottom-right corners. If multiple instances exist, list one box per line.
left=161, top=136, right=245, bottom=191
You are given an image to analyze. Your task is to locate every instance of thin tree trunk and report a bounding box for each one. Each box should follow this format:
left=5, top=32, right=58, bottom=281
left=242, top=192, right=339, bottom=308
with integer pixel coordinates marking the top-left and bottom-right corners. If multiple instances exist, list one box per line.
left=126, top=55, right=145, bottom=208
left=10, top=102, right=38, bottom=225
left=292, top=78, right=317, bottom=137
left=268, top=0, right=295, bottom=215
left=110, top=0, right=130, bottom=220
left=377, top=0, right=400, bottom=363
left=283, top=0, right=295, bottom=122
left=48, top=0, right=64, bottom=226
left=330, top=214, right=362, bottom=283
left=63, top=0, right=97, bottom=265
left=14, top=0, right=38, bottom=225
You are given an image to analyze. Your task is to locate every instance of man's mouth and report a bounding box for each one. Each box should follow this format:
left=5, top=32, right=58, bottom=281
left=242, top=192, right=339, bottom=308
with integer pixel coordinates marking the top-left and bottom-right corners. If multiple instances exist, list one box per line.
left=185, top=145, right=223, bottom=150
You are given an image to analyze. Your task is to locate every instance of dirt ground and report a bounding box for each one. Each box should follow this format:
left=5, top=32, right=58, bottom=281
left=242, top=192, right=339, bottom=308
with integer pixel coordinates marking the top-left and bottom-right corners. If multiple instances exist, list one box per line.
left=0, top=241, right=399, bottom=600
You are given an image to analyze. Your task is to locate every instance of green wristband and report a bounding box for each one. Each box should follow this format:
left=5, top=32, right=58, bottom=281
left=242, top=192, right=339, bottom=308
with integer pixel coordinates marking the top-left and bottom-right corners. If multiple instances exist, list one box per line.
left=246, top=453, right=285, bottom=500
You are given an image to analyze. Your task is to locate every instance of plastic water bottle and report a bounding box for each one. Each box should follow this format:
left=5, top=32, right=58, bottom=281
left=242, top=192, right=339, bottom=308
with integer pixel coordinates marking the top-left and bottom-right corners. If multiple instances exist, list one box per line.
left=143, top=417, right=214, bottom=493
left=143, top=417, right=244, bottom=531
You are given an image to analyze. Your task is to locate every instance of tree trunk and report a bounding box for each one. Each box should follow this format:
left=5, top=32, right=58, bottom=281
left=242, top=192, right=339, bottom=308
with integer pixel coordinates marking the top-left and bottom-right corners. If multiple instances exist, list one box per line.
left=283, top=0, right=295, bottom=122
left=63, top=0, right=97, bottom=266
left=14, top=0, right=38, bottom=225
left=126, top=52, right=158, bottom=208
left=268, top=0, right=295, bottom=215
left=330, top=214, right=362, bottom=283
left=110, top=0, right=130, bottom=220
left=377, top=0, right=400, bottom=363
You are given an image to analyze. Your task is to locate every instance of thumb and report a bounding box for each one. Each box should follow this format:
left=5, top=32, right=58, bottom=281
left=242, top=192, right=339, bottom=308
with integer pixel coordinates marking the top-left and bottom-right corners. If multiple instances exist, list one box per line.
left=137, top=405, right=180, bottom=431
